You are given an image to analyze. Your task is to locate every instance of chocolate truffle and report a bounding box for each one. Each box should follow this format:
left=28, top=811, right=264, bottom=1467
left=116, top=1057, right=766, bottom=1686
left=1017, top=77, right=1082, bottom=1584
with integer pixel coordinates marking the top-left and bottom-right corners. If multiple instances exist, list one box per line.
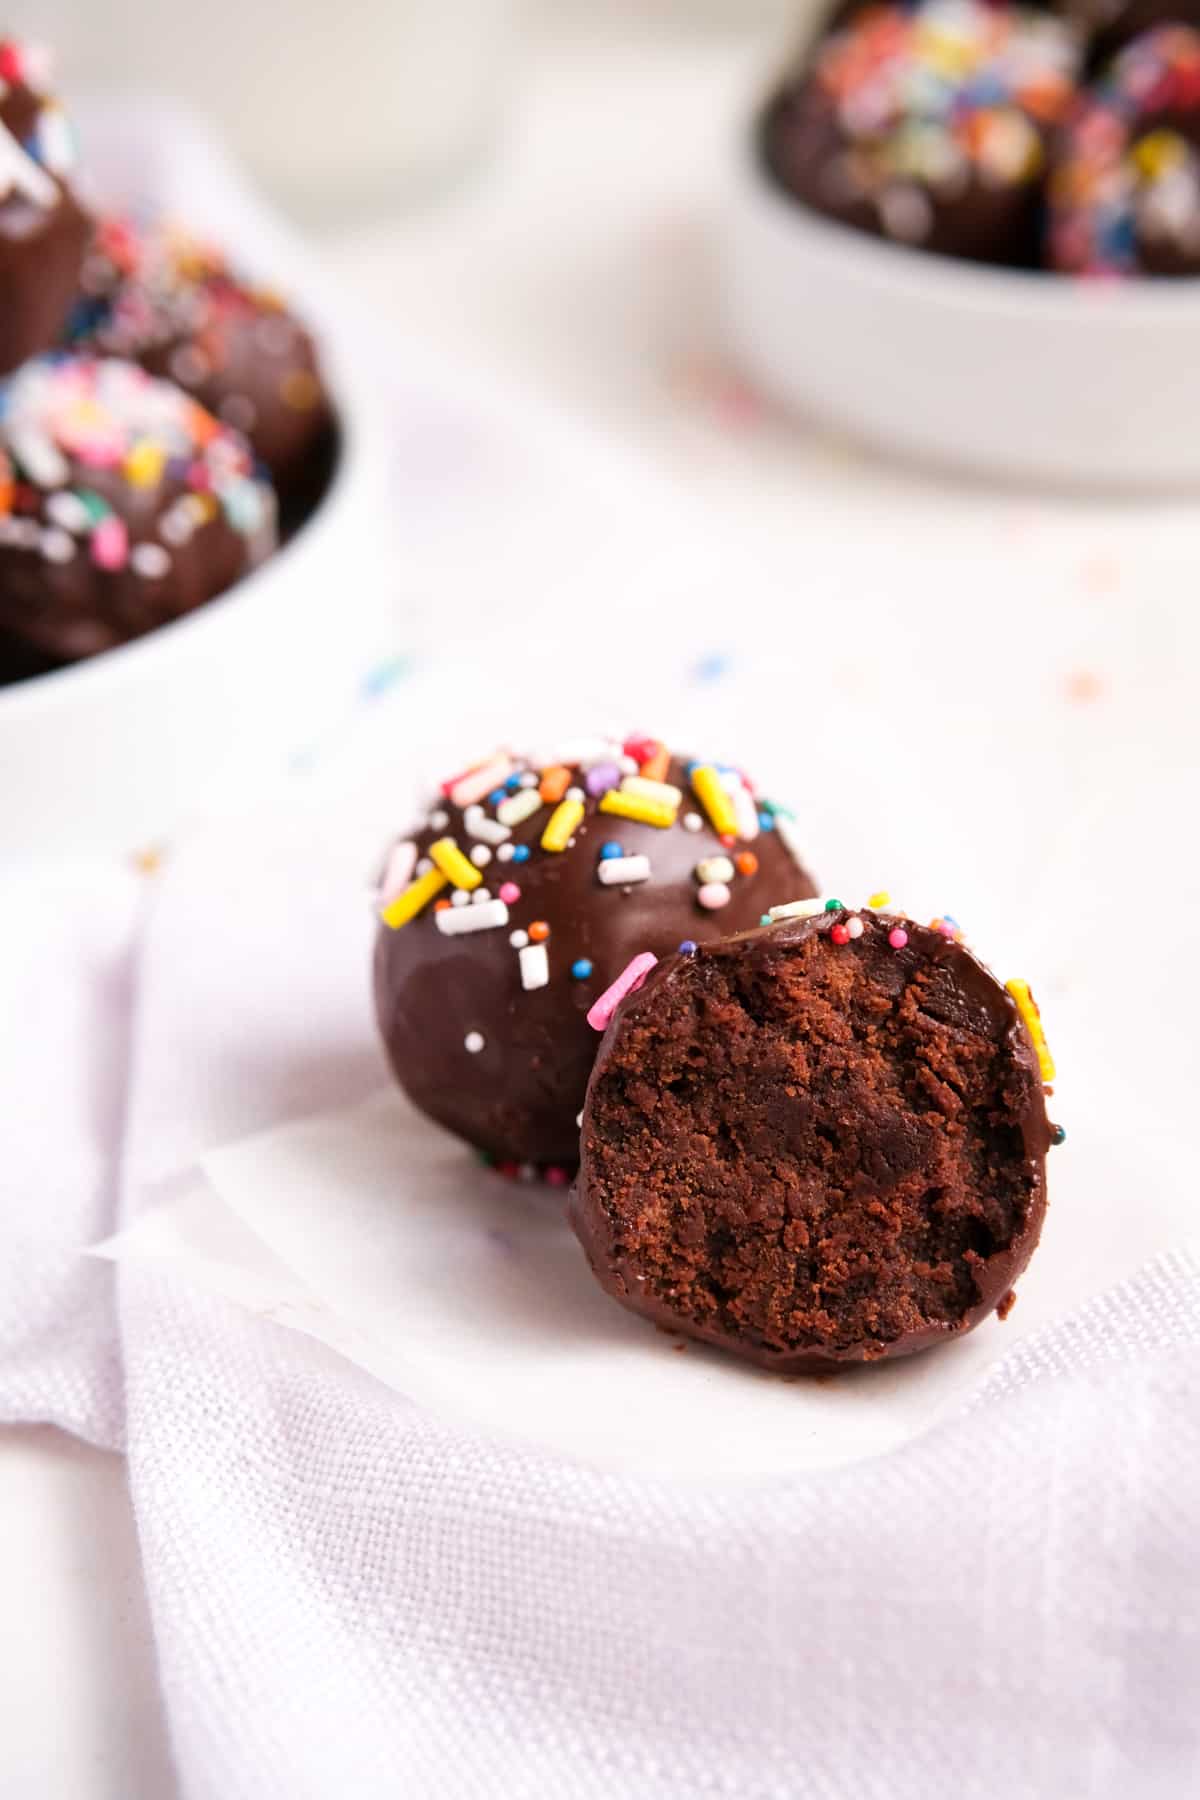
left=1047, top=26, right=1200, bottom=273
left=66, top=215, right=335, bottom=523
left=0, top=355, right=276, bottom=670
left=570, top=902, right=1056, bottom=1371
left=763, top=0, right=1083, bottom=266
left=372, top=739, right=818, bottom=1172
left=0, top=40, right=91, bottom=375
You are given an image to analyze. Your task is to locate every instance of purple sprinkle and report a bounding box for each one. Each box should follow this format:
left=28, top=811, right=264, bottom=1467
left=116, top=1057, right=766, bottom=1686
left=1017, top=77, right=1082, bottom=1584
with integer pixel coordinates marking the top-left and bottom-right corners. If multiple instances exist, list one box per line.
left=585, top=762, right=621, bottom=797
left=679, top=939, right=698, bottom=955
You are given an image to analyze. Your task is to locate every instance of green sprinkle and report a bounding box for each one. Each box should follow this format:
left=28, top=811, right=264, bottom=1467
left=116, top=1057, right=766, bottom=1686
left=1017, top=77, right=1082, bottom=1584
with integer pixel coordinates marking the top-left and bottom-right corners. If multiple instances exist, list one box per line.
left=760, top=914, right=771, bottom=927
left=1051, top=1124, right=1066, bottom=1148
left=824, top=898, right=843, bottom=912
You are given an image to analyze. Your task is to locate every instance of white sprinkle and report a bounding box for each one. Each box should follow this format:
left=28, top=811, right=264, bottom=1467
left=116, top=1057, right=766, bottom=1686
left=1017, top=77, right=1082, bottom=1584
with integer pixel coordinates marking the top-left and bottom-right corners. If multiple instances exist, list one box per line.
left=497, top=789, right=541, bottom=828
left=597, top=854, right=651, bottom=887
left=451, top=889, right=470, bottom=908
left=768, top=897, right=825, bottom=921
left=846, top=916, right=865, bottom=939
left=429, top=809, right=449, bottom=831
left=622, top=775, right=682, bottom=807
left=518, top=1163, right=538, bottom=1183
left=40, top=527, right=74, bottom=564
left=131, top=542, right=170, bottom=579
left=618, top=755, right=639, bottom=776
left=219, top=393, right=258, bottom=434
left=469, top=844, right=492, bottom=868
left=878, top=183, right=934, bottom=245
left=256, top=315, right=295, bottom=356
left=437, top=900, right=510, bottom=937
left=576, top=1112, right=584, bottom=1128
left=509, top=929, right=529, bottom=949
left=416, top=858, right=433, bottom=877
left=379, top=839, right=417, bottom=903
left=519, top=942, right=550, bottom=991
left=464, top=810, right=511, bottom=846
left=464, top=1031, right=486, bottom=1054
left=682, top=812, right=703, bottom=833
left=727, top=779, right=760, bottom=842
left=160, top=503, right=194, bottom=547
left=45, top=490, right=90, bottom=535
left=497, top=844, right=515, bottom=863
left=518, top=771, right=539, bottom=788
left=566, top=785, right=585, bottom=804
left=170, top=344, right=210, bottom=386
left=696, top=855, right=735, bottom=885
left=471, top=887, right=491, bottom=904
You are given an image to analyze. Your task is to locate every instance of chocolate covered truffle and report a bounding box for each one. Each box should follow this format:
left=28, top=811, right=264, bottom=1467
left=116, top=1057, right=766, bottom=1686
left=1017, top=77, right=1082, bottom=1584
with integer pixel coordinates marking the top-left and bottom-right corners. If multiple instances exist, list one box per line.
left=372, top=739, right=818, bottom=1172
left=0, top=40, right=91, bottom=376
left=764, top=0, right=1083, bottom=266
left=66, top=215, right=334, bottom=521
left=0, top=355, right=276, bottom=670
left=571, top=901, right=1057, bottom=1371
left=1048, top=26, right=1200, bottom=273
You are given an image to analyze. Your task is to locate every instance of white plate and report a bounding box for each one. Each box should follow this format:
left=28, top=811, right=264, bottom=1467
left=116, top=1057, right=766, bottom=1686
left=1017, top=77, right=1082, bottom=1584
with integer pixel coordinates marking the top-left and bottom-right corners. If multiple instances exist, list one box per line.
left=720, top=29, right=1200, bottom=490
left=0, top=101, right=393, bottom=856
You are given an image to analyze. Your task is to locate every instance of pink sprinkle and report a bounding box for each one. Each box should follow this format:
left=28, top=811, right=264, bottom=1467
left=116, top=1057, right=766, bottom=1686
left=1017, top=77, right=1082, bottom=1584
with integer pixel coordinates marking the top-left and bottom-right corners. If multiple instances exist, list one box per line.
left=587, top=951, right=657, bottom=1033
left=697, top=882, right=731, bottom=911
left=543, top=1166, right=570, bottom=1189
left=446, top=753, right=513, bottom=808
left=90, top=516, right=129, bottom=571
left=888, top=927, right=908, bottom=950
left=499, top=882, right=520, bottom=904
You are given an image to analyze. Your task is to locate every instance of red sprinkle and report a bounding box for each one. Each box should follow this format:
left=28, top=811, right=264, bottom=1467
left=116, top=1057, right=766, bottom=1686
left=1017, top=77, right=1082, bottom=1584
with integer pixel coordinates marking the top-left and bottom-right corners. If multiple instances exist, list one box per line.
left=830, top=923, right=850, bottom=945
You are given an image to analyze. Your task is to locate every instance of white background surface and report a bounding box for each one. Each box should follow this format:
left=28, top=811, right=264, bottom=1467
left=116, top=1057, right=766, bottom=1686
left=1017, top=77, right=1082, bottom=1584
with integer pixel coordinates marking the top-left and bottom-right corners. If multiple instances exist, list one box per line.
left=3, top=14, right=1196, bottom=1797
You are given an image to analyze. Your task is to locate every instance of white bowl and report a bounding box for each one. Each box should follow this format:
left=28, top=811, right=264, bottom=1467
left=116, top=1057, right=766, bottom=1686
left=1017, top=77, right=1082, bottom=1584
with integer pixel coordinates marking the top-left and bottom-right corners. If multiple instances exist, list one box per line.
left=721, top=45, right=1200, bottom=490
left=0, top=102, right=394, bottom=856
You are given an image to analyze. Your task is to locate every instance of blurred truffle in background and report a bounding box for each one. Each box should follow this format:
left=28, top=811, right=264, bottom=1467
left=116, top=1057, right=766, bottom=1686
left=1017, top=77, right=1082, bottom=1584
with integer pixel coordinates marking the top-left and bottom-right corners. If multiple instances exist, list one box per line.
left=0, top=38, right=91, bottom=374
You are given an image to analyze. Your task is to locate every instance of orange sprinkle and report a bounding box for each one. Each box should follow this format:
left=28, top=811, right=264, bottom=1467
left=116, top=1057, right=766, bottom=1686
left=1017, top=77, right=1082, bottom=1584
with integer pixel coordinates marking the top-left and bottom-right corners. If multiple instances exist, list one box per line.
left=528, top=920, right=550, bottom=942
left=539, top=764, right=571, bottom=803
left=281, top=369, right=321, bottom=412
left=435, top=898, right=452, bottom=911
left=639, top=742, right=670, bottom=783
left=735, top=852, right=759, bottom=877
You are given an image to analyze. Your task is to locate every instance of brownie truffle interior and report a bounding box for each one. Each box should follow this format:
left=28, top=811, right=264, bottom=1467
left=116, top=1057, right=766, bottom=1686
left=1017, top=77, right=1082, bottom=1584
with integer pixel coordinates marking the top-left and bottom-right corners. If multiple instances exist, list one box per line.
left=575, top=914, right=1049, bottom=1368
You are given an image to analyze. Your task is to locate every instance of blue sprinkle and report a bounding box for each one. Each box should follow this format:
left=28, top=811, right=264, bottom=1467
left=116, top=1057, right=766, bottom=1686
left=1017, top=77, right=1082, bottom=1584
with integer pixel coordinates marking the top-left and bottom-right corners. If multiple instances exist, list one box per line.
left=692, top=651, right=733, bottom=683
left=511, top=845, right=530, bottom=863
left=572, top=958, right=594, bottom=980
left=488, top=788, right=506, bottom=806
left=678, top=939, right=698, bottom=955
left=599, top=841, right=624, bottom=861
left=759, top=915, right=771, bottom=927
left=758, top=812, right=775, bottom=831
left=685, top=760, right=701, bottom=777
left=505, top=774, right=523, bottom=792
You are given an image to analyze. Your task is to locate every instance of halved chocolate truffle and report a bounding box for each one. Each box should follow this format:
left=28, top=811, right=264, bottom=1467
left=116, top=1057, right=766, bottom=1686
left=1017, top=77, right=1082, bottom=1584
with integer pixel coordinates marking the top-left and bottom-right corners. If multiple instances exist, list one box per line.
left=571, top=902, right=1056, bottom=1371
left=372, top=740, right=818, bottom=1172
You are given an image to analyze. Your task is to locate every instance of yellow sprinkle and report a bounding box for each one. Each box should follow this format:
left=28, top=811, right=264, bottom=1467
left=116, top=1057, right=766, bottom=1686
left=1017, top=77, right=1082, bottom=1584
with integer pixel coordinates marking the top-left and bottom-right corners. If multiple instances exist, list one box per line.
left=1006, top=979, right=1056, bottom=1084
left=541, top=798, right=585, bottom=852
left=691, top=764, right=738, bottom=838
left=123, top=440, right=167, bottom=489
left=429, top=838, right=482, bottom=890
left=599, top=789, right=677, bottom=830
left=281, top=369, right=321, bottom=411
left=621, top=775, right=682, bottom=809
left=1132, top=128, right=1187, bottom=181
left=868, top=891, right=891, bottom=910
left=380, top=866, right=447, bottom=929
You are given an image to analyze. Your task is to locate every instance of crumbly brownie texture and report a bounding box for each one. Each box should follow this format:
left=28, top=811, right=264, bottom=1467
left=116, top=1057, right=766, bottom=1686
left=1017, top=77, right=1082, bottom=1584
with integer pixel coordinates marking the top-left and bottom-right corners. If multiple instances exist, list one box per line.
left=571, top=905, right=1055, bottom=1371
left=0, top=40, right=91, bottom=375
left=372, top=740, right=817, bottom=1173
left=763, top=0, right=1083, bottom=267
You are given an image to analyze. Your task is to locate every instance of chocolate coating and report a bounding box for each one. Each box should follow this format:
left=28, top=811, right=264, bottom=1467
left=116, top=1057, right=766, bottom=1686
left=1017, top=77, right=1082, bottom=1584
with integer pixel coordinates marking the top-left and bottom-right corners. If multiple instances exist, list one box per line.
left=571, top=908, right=1053, bottom=1372
left=66, top=215, right=335, bottom=523
left=373, top=743, right=818, bottom=1169
left=0, top=356, right=276, bottom=669
left=763, top=1, right=1083, bottom=268
left=1048, top=26, right=1200, bottom=274
left=0, top=43, right=91, bottom=375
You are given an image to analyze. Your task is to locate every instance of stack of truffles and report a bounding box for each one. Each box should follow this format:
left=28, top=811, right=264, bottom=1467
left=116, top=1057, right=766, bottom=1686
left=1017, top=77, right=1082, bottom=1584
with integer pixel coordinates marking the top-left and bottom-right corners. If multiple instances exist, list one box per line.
left=765, top=0, right=1200, bottom=274
left=0, top=38, right=333, bottom=685
left=373, top=736, right=1063, bottom=1375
